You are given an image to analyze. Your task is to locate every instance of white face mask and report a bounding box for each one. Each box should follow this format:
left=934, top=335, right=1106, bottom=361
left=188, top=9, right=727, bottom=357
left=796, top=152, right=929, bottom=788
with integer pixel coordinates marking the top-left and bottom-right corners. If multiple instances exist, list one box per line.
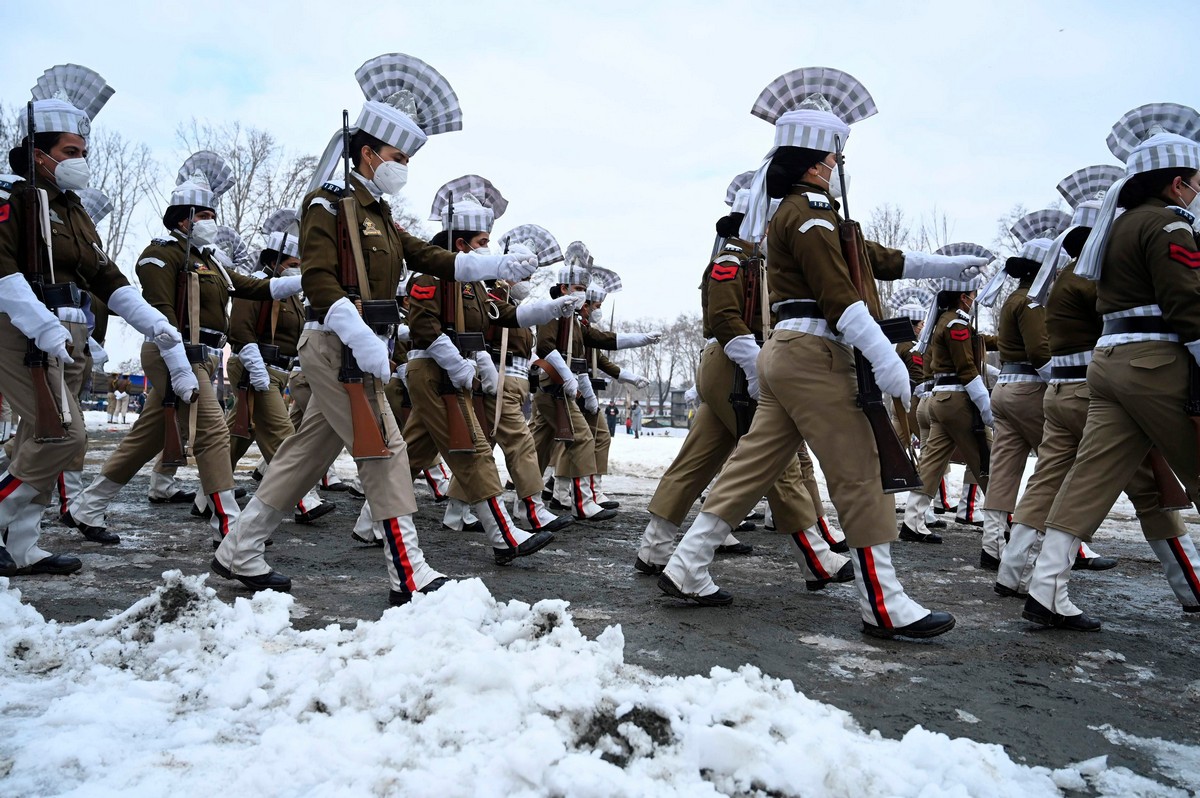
left=371, top=153, right=408, bottom=195
left=281, top=266, right=301, bottom=277
left=190, top=219, right=218, bottom=246
left=44, top=153, right=91, bottom=191
left=1181, top=180, right=1200, bottom=218
left=470, top=244, right=492, bottom=256
left=822, top=161, right=846, bottom=199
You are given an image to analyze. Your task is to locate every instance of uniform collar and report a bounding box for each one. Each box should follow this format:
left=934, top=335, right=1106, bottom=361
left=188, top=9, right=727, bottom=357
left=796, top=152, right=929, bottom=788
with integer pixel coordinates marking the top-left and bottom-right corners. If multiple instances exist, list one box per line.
left=789, top=181, right=841, bottom=211
left=955, top=308, right=970, bottom=321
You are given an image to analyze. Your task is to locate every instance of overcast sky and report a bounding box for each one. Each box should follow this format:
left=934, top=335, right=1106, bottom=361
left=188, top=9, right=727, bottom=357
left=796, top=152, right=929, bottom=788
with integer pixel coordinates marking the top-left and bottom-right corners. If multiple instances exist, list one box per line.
left=3, top=1, right=1195, bottom=363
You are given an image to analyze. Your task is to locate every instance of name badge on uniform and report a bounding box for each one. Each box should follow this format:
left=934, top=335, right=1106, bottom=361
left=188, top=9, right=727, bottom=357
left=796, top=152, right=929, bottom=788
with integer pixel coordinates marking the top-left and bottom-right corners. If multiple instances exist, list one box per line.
left=362, top=218, right=382, bottom=236
left=462, top=283, right=476, bottom=300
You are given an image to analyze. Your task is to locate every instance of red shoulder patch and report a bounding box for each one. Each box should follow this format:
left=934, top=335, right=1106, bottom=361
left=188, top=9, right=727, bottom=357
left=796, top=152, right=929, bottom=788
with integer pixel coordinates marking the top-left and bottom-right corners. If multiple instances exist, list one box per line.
left=409, top=283, right=437, bottom=301
left=949, top=327, right=971, bottom=342
left=1169, top=242, right=1200, bottom=269
left=912, top=354, right=924, bottom=366
left=0, top=204, right=10, bottom=224
left=709, top=262, right=738, bottom=282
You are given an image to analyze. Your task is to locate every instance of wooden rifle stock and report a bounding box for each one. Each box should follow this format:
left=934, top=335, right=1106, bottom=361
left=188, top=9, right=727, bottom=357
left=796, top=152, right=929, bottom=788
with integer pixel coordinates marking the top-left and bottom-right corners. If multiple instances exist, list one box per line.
left=230, top=368, right=254, bottom=440
left=840, top=219, right=922, bottom=493
left=1146, top=448, right=1190, bottom=511
left=533, top=357, right=575, bottom=442
left=160, top=388, right=187, bottom=467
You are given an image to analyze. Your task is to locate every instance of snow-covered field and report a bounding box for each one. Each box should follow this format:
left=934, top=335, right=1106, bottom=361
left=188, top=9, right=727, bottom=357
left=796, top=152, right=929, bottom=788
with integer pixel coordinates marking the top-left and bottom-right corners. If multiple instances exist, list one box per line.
left=3, top=573, right=1188, bottom=798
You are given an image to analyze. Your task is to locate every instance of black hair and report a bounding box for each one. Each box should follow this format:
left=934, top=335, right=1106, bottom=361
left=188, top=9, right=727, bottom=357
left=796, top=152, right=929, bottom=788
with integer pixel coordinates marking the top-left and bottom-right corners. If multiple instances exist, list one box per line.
left=766, top=146, right=829, bottom=199
left=715, top=212, right=745, bottom=238
left=1063, top=226, right=1090, bottom=259
left=1117, top=167, right=1198, bottom=209
left=936, top=290, right=966, bottom=312
left=549, top=284, right=562, bottom=299
left=429, top=229, right=486, bottom=252
left=259, top=249, right=283, bottom=269
left=161, top=205, right=213, bottom=231
left=8, top=133, right=67, bottom=174
left=1004, top=256, right=1041, bottom=280
left=348, top=130, right=389, bottom=170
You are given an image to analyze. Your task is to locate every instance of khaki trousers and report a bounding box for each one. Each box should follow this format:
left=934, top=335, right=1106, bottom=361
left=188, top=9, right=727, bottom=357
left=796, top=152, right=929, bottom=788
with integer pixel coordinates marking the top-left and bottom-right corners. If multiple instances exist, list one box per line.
left=649, top=342, right=817, bottom=532
left=401, top=357, right=502, bottom=504
left=1013, top=380, right=1180, bottom=539
left=101, top=343, right=233, bottom=494
left=982, top=381, right=1046, bottom=513
left=0, top=315, right=88, bottom=499
left=1046, top=342, right=1199, bottom=542
left=226, top=358, right=295, bottom=465
left=255, top=329, right=414, bottom=520
left=588, top=404, right=612, bottom=476
left=916, top=394, right=977, bottom=498
left=288, top=370, right=311, bottom=427
left=480, top=376, right=542, bottom=499
left=531, top=389, right=597, bottom=478
left=917, top=391, right=989, bottom=498
left=703, top=331, right=893, bottom=548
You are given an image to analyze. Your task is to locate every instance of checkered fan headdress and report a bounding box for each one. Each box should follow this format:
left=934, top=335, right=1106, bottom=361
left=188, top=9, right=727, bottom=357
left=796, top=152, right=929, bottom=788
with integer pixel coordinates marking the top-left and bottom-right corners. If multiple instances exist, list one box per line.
left=914, top=243, right=991, bottom=353
left=429, top=175, right=508, bottom=235
left=77, top=188, right=113, bottom=225
left=557, top=241, right=593, bottom=286
left=213, top=225, right=253, bottom=275
left=1030, top=166, right=1124, bottom=306
left=585, top=265, right=622, bottom=304
left=309, top=52, right=463, bottom=192
left=21, top=63, right=115, bottom=140
left=741, top=67, right=877, bottom=241
left=1077, top=102, right=1200, bottom=281
left=171, top=151, right=234, bottom=211
left=976, top=211, right=1070, bottom=308
left=496, top=224, right=563, bottom=268
left=261, top=208, right=301, bottom=260
left=725, top=170, right=756, bottom=214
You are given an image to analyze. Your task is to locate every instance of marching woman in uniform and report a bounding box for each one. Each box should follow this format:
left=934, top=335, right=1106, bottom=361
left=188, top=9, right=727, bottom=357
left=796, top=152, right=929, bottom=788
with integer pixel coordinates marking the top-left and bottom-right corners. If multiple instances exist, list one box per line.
left=0, top=65, right=185, bottom=575
left=972, top=210, right=1069, bottom=568
left=215, top=53, right=540, bottom=599
left=899, top=249, right=995, bottom=544
left=1026, top=104, right=1200, bottom=629
left=658, top=68, right=985, bottom=638
left=69, top=152, right=303, bottom=548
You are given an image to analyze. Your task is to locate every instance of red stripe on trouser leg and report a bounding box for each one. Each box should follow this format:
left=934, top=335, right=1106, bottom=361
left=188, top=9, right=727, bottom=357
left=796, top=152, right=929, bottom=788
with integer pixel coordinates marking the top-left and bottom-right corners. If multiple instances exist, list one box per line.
left=210, top=493, right=231, bottom=537
left=297, top=498, right=308, bottom=513
left=1169, top=537, right=1200, bottom=603
left=524, top=496, right=541, bottom=530
left=856, top=547, right=892, bottom=628
left=966, top=485, right=978, bottom=521
left=792, top=531, right=830, bottom=579
left=384, top=518, right=417, bottom=591
left=424, top=470, right=446, bottom=500
left=57, top=473, right=68, bottom=515
left=321, top=474, right=330, bottom=488
left=817, top=517, right=834, bottom=545
left=0, top=473, right=21, bottom=503
left=590, top=476, right=599, bottom=503
left=573, top=479, right=586, bottom=517
left=938, top=479, right=948, bottom=508
left=488, top=498, right=519, bottom=548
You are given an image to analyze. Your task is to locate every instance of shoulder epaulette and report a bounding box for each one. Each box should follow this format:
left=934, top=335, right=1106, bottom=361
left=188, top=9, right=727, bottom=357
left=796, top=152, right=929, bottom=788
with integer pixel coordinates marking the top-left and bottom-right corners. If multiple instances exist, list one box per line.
left=321, top=181, right=346, bottom=197
left=804, top=192, right=832, bottom=210
left=947, top=317, right=968, bottom=327
left=1166, top=205, right=1197, bottom=225
left=722, top=241, right=744, bottom=254
left=150, top=236, right=176, bottom=247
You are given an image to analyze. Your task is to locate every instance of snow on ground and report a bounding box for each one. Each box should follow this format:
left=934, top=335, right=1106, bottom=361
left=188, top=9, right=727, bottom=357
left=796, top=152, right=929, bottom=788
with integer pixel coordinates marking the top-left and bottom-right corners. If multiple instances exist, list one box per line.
left=1, top=572, right=1175, bottom=798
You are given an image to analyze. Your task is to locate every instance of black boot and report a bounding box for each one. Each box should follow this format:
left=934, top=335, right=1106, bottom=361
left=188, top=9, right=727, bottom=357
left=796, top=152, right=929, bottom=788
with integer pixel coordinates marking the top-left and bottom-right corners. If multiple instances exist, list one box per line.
left=294, top=502, right=337, bottom=525
left=1021, top=596, right=1101, bottom=631
left=899, top=523, right=942, bottom=544
left=979, top=550, right=1001, bottom=571
left=493, top=530, right=555, bottom=565
left=0, top=546, right=17, bottom=577
left=862, top=611, right=956, bottom=639
left=657, top=573, right=733, bottom=606
left=210, top=558, right=291, bottom=592
left=805, top=560, right=854, bottom=592
left=60, top=510, right=120, bottom=544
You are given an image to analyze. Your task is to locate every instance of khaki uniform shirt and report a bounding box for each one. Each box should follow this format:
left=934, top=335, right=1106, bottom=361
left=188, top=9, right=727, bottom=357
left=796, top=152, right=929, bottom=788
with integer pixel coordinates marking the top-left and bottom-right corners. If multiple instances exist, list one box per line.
left=1046, top=259, right=1101, bottom=357
left=996, top=280, right=1049, bottom=366
left=701, top=236, right=762, bottom=344
left=930, top=309, right=982, bottom=384
left=408, top=276, right=521, bottom=348
left=0, top=176, right=128, bottom=302
left=228, top=271, right=305, bottom=357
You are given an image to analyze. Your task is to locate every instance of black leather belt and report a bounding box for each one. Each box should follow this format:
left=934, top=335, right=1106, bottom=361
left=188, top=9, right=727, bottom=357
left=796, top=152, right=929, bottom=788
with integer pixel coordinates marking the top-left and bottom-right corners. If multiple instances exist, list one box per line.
left=1000, top=363, right=1037, bottom=376
left=1102, top=317, right=1174, bottom=336
left=1051, top=365, right=1088, bottom=380
left=776, top=303, right=823, bottom=321
left=934, top=376, right=962, bottom=387
left=264, top=353, right=298, bottom=370
left=305, top=307, right=325, bottom=322
left=197, top=329, right=227, bottom=349
left=491, top=351, right=517, bottom=368
left=35, top=282, right=83, bottom=310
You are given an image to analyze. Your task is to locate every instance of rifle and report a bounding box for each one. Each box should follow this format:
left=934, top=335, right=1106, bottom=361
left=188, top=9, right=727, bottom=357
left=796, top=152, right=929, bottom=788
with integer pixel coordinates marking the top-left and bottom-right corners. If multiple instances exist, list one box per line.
left=439, top=194, right=480, bottom=453
left=729, top=245, right=762, bottom=439
left=1145, top=447, right=1191, bottom=511
left=546, top=300, right=576, bottom=443
left=834, top=144, right=921, bottom=493
left=20, top=102, right=75, bottom=443
left=231, top=235, right=288, bottom=439
left=968, top=300, right=991, bottom=482
left=336, top=110, right=395, bottom=459
left=159, top=208, right=197, bottom=467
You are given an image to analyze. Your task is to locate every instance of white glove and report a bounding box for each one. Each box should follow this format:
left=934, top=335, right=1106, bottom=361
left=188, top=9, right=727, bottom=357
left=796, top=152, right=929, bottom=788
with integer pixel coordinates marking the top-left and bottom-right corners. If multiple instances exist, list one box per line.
left=0, top=273, right=74, bottom=364
left=544, top=349, right=578, bottom=399
left=395, top=324, right=411, bottom=343
left=577, top=370, right=599, bottom=414
left=160, top=342, right=199, bottom=403
left=474, top=351, right=499, bottom=395
left=517, top=294, right=584, bottom=327
left=616, top=332, right=661, bottom=349
left=107, top=284, right=181, bottom=348
left=1187, top=340, right=1200, bottom=369
left=903, top=251, right=988, bottom=281
left=426, top=333, right=476, bottom=391
left=323, top=296, right=391, bottom=383
left=88, top=337, right=109, bottom=368
left=723, top=334, right=762, bottom=400
left=1035, top=362, right=1053, bottom=383
left=269, top=275, right=304, bottom=300
left=837, top=301, right=911, bottom=411
left=617, top=368, right=650, bottom=389
left=965, top=374, right=994, bottom=426
left=454, top=251, right=538, bottom=283
left=238, top=343, right=271, bottom=391
left=684, top=385, right=699, bottom=403
left=395, top=362, right=408, bottom=387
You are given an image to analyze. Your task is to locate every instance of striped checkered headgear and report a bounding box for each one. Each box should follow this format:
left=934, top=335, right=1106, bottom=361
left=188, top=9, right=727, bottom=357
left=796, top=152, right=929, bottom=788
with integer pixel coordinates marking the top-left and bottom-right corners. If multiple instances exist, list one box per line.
left=20, top=64, right=114, bottom=140
left=430, top=175, right=508, bottom=235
